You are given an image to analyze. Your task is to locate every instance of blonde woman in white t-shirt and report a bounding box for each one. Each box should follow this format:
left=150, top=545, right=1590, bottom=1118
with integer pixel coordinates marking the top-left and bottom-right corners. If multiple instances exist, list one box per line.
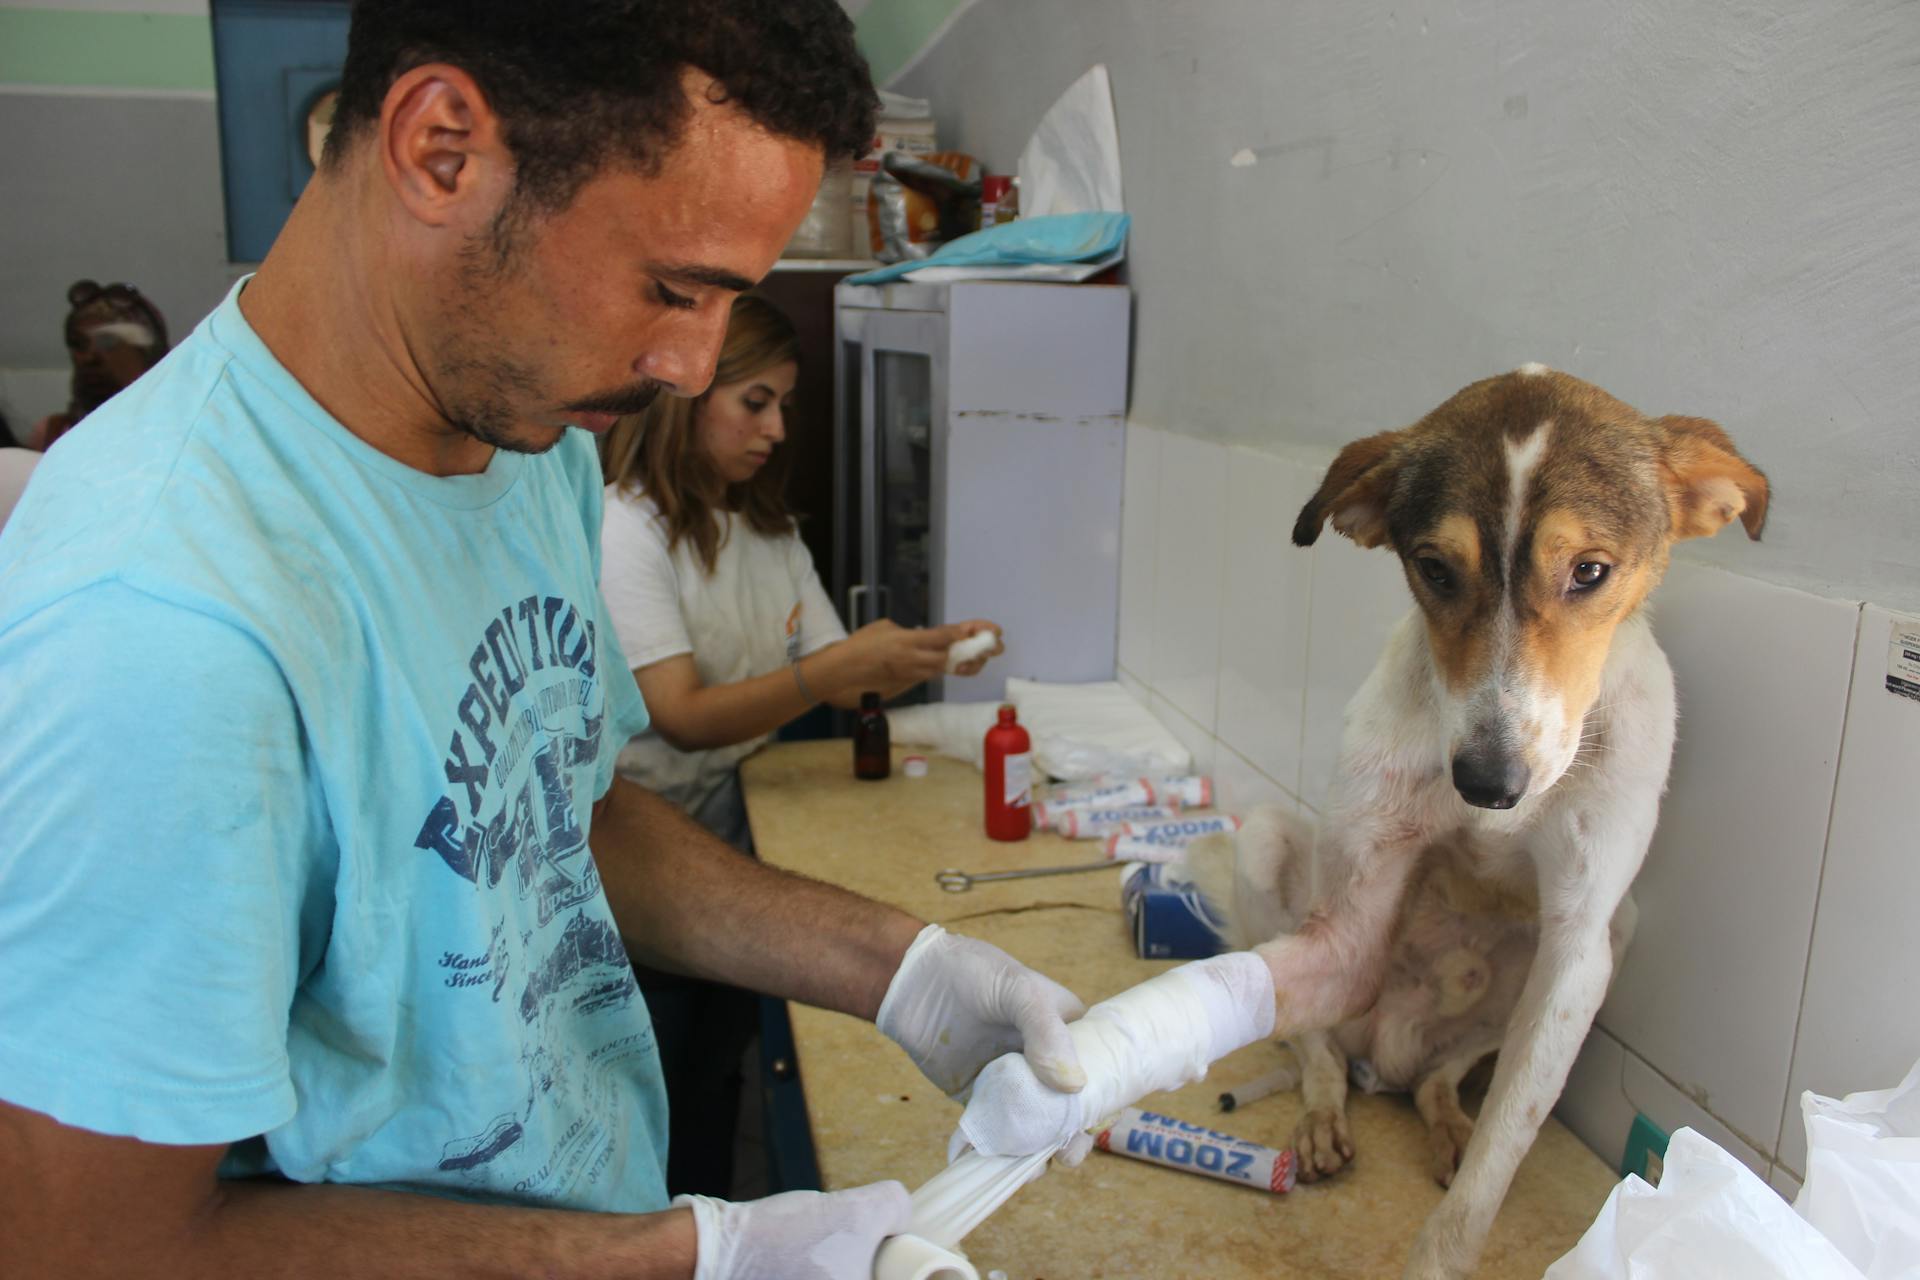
left=599, top=294, right=1001, bottom=847
left=597, top=295, right=999, bottom=1197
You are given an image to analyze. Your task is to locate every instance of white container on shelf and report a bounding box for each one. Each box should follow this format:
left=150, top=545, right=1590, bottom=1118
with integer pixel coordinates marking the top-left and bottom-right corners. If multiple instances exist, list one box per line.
left=785, top=161, right=854, bottom=259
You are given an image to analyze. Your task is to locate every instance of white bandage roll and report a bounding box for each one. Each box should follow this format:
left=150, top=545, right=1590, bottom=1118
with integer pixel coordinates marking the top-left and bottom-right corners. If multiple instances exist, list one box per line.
left=872, top=1232, right=980, bottom=1280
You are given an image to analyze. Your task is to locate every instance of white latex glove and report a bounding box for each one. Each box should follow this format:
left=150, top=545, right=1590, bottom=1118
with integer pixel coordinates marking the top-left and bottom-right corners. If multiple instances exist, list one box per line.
left=674, top=1183, right=910, bottom=1280
left=949, top=951, right=1276, bottom=1166
left=876, top=924, right=1088, bottom=1099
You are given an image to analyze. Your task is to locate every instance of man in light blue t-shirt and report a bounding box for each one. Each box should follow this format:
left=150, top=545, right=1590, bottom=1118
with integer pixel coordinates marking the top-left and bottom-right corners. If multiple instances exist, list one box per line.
left=0, top=5, right=1094, bottom=1277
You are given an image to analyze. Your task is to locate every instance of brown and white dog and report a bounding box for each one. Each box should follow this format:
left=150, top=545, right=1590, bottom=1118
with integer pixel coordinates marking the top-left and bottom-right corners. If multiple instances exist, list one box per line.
left=1188, top=365, right=1769, bottom=1279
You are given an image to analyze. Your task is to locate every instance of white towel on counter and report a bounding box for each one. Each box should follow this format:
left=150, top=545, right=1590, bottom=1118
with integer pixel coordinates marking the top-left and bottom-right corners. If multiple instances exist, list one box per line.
left=886, top=679, right=1191, bottom=782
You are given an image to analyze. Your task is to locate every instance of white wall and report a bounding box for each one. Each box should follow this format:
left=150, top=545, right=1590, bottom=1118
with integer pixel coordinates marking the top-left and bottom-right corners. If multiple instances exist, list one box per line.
left=893, top=0, right=1920, bottom=615
left=892, top=0, right=1920, bottom=1186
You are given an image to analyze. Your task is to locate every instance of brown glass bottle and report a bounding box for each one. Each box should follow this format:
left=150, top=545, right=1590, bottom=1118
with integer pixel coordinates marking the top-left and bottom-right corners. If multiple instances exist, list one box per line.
left=853, top=692, right=890, bottom=779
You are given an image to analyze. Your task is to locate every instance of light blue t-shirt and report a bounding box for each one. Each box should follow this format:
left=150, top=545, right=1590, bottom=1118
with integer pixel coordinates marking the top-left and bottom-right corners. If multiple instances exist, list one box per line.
left=0, top=280, right=668, bottom=1212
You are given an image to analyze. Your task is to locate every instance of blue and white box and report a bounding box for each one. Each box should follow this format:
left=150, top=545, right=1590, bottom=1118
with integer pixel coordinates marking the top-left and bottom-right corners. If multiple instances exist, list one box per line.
left=1122, top=862, right=1227, bottom=959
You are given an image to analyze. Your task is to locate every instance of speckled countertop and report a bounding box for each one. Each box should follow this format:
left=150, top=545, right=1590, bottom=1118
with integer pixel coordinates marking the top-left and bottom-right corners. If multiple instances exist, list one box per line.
left=742, top=741, right=1617, bottom=1279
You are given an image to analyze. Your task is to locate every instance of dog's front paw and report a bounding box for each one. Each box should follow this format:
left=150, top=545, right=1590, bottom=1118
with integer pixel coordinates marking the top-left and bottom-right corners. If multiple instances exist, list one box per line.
left=1425, top=1113, right=1475, bottom=1188
left=1292, top=1106, right=1354, bottom=1182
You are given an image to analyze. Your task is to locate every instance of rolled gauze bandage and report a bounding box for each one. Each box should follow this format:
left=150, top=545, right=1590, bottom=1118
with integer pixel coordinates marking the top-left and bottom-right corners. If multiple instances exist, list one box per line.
left=945, top=630, right=998, bottom=672
left=955, top=951, right=1278, bottom=1161
left=878, top=954, right=1278, bottom=1278
left=873, top=1149, right=1052, bottom=1280
left=872, top=1232, right=980, bottom=1280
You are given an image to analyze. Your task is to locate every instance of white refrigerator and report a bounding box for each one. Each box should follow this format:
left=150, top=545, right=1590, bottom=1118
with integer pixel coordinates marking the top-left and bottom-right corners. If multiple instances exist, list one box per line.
left=832, top=279, right=1132, bottom=704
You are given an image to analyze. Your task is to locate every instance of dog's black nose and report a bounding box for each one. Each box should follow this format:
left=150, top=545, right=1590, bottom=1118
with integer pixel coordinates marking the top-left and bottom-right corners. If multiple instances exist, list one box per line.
left=1452, top=750, right=1530, bottom=810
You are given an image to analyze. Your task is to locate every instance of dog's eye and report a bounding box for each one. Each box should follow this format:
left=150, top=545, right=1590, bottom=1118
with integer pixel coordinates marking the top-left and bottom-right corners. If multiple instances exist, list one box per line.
left=1571, top=562, right=1611, bottom=591
left=1416, top=556, right=1455, bottom=591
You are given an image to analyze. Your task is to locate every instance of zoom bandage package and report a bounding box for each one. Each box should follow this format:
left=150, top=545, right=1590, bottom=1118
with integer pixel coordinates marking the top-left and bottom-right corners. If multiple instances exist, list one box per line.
left=1148, top=775, right=1214, bottom=808
left=1032, top=780, right=1155, bottom=827
left=1113, top=814, right=1243, bottom=853
left=1094, top=1108, right=1295, bottom=1194
left=1055, top=805, right=1177, bottom=839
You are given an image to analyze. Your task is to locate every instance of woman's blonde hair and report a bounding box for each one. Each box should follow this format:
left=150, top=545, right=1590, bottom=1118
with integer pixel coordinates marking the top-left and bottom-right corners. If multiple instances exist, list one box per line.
left=600, top=293, right=801, bottom=573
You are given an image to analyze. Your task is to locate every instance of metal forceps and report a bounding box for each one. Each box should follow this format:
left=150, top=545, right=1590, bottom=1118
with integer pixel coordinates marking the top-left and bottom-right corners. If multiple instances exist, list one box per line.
left=935, top=860, right=1114, bottom=892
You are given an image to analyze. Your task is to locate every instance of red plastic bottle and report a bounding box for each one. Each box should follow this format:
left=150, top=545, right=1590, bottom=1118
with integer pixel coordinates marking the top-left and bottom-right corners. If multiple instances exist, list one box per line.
left=983, top=704, right=1032, bottom=841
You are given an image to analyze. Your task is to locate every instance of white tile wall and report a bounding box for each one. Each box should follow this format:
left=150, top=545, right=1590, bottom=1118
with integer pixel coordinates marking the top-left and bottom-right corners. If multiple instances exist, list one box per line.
left=1776, top=605, right=1920, bottom=1177
left=1213, top=739, right=1300, bottom=817
left=1214, top=447, right=1317, bottom=803
left=1115, top=422, right=1906, bottom=1191
left=1147, top=690, right=1218, bottom=781
left=1600, top=562, right=1859, bottom=1161
left=1147, top=433, right=1230, bottom=732
left=1620, top=1047, right=1772, bottom=1179
left=1557, top=1026, right=1637, bottom=1175
left=1116, top=423, right=1162, bottom=682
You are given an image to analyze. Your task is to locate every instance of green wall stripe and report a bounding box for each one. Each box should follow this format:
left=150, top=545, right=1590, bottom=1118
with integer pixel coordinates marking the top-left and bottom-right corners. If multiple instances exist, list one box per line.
left=855, top=0, right=969, bottom=87
left=0, top=2, right=959, bottom=97
left=0, top=10, right=214, bottom=93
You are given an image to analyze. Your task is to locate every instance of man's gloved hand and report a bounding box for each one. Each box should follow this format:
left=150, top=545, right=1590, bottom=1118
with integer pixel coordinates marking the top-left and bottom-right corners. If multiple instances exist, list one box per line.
left=947, top=952, right=1278, bottom=1171
left=948, top=1047, right=1094, bottom=1166
left=674, top=1182, right=910, bottom=1280
left=876, top=924, right=1087, bottom=1099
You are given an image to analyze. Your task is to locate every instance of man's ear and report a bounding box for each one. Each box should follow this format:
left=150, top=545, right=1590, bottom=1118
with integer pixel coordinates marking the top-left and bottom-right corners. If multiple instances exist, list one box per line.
left=1655, top=415, right=1770, bottom=541
left=1293, top=429, right=1405, bottom=548
left=378, top=63, right=509, bottom=229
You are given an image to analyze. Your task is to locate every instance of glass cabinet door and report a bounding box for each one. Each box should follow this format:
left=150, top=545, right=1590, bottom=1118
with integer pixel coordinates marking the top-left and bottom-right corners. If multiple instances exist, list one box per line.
left=874, top=349, right=933, bottom=633
left=834, top=302, right=945, bottom=708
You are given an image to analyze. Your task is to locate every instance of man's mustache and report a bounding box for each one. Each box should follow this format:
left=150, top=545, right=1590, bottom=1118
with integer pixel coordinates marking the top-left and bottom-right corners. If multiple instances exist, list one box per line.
left=565, top=382, right=664, bottom=417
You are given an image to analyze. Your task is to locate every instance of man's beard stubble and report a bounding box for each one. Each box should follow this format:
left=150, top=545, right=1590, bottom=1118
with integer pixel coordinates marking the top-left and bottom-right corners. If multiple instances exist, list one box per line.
left=431, top=211, right=664, bottom=454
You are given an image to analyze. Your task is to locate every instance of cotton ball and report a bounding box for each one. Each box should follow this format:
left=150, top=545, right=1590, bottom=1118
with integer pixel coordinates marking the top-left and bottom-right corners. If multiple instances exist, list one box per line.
left=946, top=630, right=999, bottom=673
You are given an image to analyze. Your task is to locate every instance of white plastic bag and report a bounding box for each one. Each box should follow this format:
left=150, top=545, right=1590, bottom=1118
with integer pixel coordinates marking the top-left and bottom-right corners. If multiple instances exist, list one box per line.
left=1796, top=1058, right=1920, bottom=1279
left=1016, top=64, right=1123, bottom=218
left=1544, top=1128, right=1865, bottom=1280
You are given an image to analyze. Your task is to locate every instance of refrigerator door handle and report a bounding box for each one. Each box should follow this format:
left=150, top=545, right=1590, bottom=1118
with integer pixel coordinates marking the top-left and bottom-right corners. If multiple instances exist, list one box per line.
left=848, top=583, right=869, bottom=628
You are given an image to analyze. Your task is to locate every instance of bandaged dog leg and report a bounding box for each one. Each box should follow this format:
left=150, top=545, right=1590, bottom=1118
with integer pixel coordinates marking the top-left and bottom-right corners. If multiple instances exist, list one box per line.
left=954, top=951, right=1277, bottom=1159
left=875, top=954, right=1273, bottom=1279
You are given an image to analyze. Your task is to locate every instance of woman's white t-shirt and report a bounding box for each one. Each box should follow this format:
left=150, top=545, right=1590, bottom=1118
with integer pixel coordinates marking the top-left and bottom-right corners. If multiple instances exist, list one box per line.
left=599, top=485, right=847, bottom=839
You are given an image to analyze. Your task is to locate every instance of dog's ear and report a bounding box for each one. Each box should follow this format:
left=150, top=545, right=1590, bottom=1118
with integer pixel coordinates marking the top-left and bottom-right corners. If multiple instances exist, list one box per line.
left=1655, top=415, right=1769, bottom=541
left=1293, top=429, right=1404, bottom=548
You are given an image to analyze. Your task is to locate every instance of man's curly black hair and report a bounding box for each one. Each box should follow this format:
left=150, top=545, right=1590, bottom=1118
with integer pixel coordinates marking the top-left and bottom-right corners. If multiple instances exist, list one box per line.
left=325, top=0, right=877, bottom=216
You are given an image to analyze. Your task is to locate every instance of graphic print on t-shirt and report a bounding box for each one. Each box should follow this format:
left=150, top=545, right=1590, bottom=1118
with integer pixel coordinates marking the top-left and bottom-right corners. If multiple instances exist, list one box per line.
left=784, top=599, right=804, bottom=665
left=409, top=593, right=651, bottom=1199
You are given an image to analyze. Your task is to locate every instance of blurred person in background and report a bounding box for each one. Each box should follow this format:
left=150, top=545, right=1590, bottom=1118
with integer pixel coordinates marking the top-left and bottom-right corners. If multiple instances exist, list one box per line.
left=30, top=279, right=170, bottom=449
